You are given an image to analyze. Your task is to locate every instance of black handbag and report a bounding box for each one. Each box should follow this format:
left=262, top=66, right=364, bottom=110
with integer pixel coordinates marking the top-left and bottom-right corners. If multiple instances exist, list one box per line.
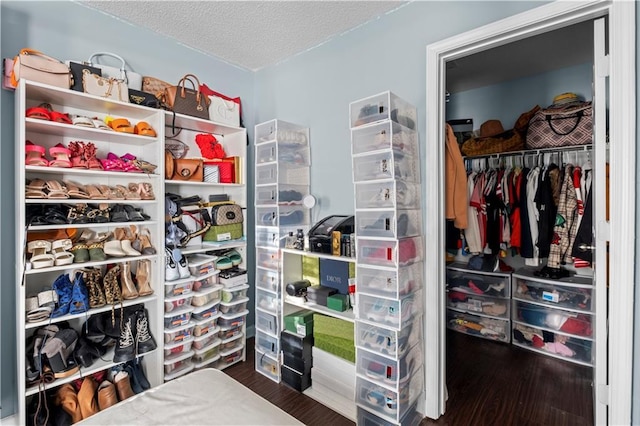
left=128, top=89, right=161, bottom=108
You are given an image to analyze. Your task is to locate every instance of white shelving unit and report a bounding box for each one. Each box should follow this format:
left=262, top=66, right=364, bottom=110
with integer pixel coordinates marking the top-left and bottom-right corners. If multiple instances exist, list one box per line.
left=15, top=80, right=165, bottom=425
left=349, top=91, right=425, bottom=425
left=253, top=119, right=311, bottom=383
left=163, top=109, right=247, bottom=380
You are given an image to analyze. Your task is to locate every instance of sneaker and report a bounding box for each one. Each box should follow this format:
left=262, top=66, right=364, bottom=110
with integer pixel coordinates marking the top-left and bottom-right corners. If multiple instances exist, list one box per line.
left=113, top=312, right=136, bottom=363
left=165, top=247, right=180, bottom=281
left=177, top=253, right=190, bottom=279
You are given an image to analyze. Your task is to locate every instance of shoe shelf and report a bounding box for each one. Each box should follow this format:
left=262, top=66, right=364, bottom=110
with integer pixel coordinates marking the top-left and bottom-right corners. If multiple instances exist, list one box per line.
left=283, top=294, right=356, bottom=323
left=350, top=92, right=426, bottom=424
left=179, top=240, right=247, bottom=256
left=253, top=119, right=311, bottom=384
left=16, top=80, right=165, bottom=425
left=165, top=180, right=244, bottom=187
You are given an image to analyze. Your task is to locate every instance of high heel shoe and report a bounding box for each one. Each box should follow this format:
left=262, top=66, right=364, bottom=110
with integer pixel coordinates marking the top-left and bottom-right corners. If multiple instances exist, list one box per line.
left=135, top=259, right=153, bottom=296
left=138, top=228, right=156, bottom=255
left=120, top=262, right=139, bottom=300
left=83, top=267, right=106, bottom=308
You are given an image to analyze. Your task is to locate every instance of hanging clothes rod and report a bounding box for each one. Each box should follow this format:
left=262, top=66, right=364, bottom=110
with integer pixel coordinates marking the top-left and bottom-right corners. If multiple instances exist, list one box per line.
left=462, top=143, right=594, bottom=160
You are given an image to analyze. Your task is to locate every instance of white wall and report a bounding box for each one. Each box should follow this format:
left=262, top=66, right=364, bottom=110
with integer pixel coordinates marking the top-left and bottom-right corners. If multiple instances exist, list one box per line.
left=0, top=1, right=254, bottom=417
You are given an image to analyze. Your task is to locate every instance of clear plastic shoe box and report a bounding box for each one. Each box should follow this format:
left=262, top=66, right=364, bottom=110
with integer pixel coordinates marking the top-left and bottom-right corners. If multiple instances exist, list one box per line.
left=352, top=150, right=419, bottom=183
left=256, top=228, right=279, bottom=248
left=255, top=330, right=280, bottom=359
left=255, top=141, right=310, bottom=167
left=256, top=308, right=279, bottom=336
left=357, top=262, right=423, bottom=299
left=356, top=343, right=423, bottom=392
left=356, top=236, right=423, bottom=268
left=256, top=247, right=280, bottom=270
left=355, top=180, right=420, bottom=210
left=351, top=120, right=418, bottom=157
left=355, top=209, right=422, bottom=239
left=256, top=267, right=279, bottom=293
left=255, top=119, right=310, bottom=146
left=355, top=317, right=423, bottom=359
left=357, top=290, right=423, bottom=331
left=349, top=91, right=417, bottom=130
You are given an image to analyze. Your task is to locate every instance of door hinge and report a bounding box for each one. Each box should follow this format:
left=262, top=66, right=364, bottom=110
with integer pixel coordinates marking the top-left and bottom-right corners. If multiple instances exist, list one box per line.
left=598, top=383, right=610, bottom=405
left=596, top=54, right=610, bottom=78
left=597, top=220, right=610, bottom=242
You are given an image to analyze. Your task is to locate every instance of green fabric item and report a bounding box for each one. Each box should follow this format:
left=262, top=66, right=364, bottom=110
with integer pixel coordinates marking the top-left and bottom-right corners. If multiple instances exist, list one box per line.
left=314, top=333, right=355, bottom=363
left=313, top=314, right=354, bottom=340
left=302, top=255, right=320, bottom=286
left=203, top=222, right=243, bottom=242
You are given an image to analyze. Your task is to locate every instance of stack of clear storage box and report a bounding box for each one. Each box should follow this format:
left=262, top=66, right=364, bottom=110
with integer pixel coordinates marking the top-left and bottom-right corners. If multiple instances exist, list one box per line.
left=254, top=120, right=311, bottom=382
left=349, top=92, right=425, bottom=425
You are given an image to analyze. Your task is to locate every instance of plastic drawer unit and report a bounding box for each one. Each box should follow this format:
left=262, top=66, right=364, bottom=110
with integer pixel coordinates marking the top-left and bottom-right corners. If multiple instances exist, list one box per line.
left=256, top=309, right=279, bottom=336
left=446, top=265, right=511, bottom=299
left=355, top=209, right=422, bottom=239
left=355, top=180, right=420, bottom=211
left=447, top=291, right=510, bottom=320
left=255, top=350, right=281, bottom=382
left=349, top=91, right=417, bottom=130
left=256, top=247, right=280, bottom=270
left=355, top=367, right=424, bottom=423
left=357, top=290, right=423, bottom=331
left=256, top=267, right=279, bottom=293
left=352, top=150, right=419, bottom=183
left=351, top=120, right=418, bottom=157
left=512, top=300, right=593, bottom=338
left=255, top=119, right=309, bottom=146
left=356, top=236, right=423, bottom=268
left=256, top=288, right=280, bottom=312
left=511, top=321, right=593, bottom=366
left=356, top=343, right=423, bottom=391
left=512, top=271, right=593, bottom=312
left=447, top=309, right=510, bottom=343
left=357, top=262, right=423, bottom=299
left=256, top=228, right=280, bottom=248
left=357, top=402, right=423, bottom=426
left=355, top=318, right=423, bottom=359
left=256, top=330, right=280, bottom=359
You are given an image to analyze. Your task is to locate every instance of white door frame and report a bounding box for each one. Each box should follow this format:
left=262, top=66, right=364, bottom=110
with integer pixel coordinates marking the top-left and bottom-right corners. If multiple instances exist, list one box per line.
left=424, top=1, right=635, bottom=424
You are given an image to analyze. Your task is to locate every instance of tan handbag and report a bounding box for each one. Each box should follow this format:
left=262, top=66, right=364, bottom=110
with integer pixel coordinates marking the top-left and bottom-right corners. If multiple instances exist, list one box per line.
left=172, top=158, right=204, bottom=182
left=82, top=69, right=129, bottom=103
left=163, top=74, right=210, bottom=120
left=142, top=76, right=172, bottom=98
left=10, top=48, right=72, bottom=89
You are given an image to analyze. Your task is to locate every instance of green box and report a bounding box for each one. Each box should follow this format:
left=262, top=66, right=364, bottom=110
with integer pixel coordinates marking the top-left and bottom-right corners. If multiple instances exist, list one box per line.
left=327, top=294, right=349, bottom=312
left=302, top=255, right=320, bottom=286
left=313, top=314, right=354, bottom=340
left=314, top=333, right=355, bottom=363
left=284, top=310, right=315, bottom=336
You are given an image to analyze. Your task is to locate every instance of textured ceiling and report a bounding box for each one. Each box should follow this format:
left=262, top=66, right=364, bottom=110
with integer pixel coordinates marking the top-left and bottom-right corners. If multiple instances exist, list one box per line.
left=80, top=1, right=406, bottom=71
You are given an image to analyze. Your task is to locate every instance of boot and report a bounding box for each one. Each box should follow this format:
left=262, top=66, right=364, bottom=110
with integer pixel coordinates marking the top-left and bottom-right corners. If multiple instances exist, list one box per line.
left=103, top=264, right=123, bottom=327
left=69, top=271, right=89, bottom=315
left=50, top=273, right=73, bottom=318
left=135, top=308, right=157, bottom=355
left=135, top=259, right=154, bottom=296
left=132, top=359, right=151, bottom=391
left=124, top=362, right=143, bottom=394
left=78, top=376, right=99, bottom=420
left=120, top=262, right=139, bottom=300
left=113, top=311, right=136, bottom=363
left=83, top=268, right=106, bottom=308
left=55, top=383, right=83, bottom=424
left=97, top=380, right=118, bottom=411
left=114, top=371, right=135, bottom=401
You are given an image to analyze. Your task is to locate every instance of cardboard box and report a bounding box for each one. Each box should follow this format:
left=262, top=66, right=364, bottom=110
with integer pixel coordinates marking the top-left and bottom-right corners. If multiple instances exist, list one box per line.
left=327, top=294, right=349, bottom=312
left=302, top=255, right=320, bottom=286
left=319, top=258, right=355, bottom=295
left=284, top=310, right=314, bottom=336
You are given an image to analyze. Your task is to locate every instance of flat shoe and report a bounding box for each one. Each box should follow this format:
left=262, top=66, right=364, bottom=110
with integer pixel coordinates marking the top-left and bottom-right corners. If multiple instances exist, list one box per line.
left=134, top=121, right=156, bottom=137
left=70, top=243, right=90, bottom=263
left=88, top=243, right=107, bottom=262
left=51, top=239, right=74, bottom=266
left=224, top=250, right=242, bottom=266
left=110, top=118, right=134, bottom=133
left=45, top=180, right=69, bottom=199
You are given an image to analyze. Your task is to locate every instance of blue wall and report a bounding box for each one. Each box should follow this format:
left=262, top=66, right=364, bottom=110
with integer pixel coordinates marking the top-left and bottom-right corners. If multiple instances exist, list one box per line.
left=0, top=1, right=255, bottom=417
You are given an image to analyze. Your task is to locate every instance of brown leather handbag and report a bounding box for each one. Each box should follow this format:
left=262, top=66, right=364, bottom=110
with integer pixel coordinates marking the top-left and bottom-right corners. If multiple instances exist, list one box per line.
left=162, top=74, right=210, bottom=120
left=172, top=158, right=204, bottom=182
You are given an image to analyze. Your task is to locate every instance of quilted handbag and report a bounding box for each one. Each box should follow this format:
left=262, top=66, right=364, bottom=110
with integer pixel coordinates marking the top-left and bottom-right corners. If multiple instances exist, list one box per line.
left=172, top=158, right=203, bottom=182
left=82, top=69, right=129, bottom=103
left=10, top=48, right=72, bottom=89
left=162, top=74, right=211, bottom=120
left=209, top=203, right=243, bottom=226
left=526, top=101, right=593, bottom=148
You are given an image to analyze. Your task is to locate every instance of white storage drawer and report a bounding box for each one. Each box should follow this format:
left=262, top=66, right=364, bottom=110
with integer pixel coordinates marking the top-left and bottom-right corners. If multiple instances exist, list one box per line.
left=357, top=262, right=423, bottom=299
left=256, top=229, right=279, bottom=248
left=255, top=119, right=309, bottom=145
left=512, top=271, right=593, bottom=313
left=256, top=267, right=279, bottom=293
left=355, top=367, right=423, bottom=422
left=356, top=236, right=423, bottom=268
left=357, top=290, right=423, bottom=331
left=256, top=162, right=278, bottom=184
left=256, top=207, right=278, bottom=226
left=255, top=143, right=311, bottom=169
left=349, top=91, right=417, bottom=130
left=356, top=343, right=423, bottom=391
left=256, top=184, right=277, bottom=205
left=256, top=309, right=279, bottom=336
left=352, top=150, right=419, bottom=183
left=355, top=209, right=422, bottom=239
left=355, top=180, right=420, bottom=210
left=512, top=322, right=593, bottom=366
left=278, top=205, right=308, bottom=227
left=256, top=247, right=280, bottom=270
left=357, top=402, right=423, bottom=426
left=447, top=290, right=510, bottom=319
left=255, top=350, right=280, bottom=381
left=255, top=330, right=280, bottom=359
left=446, top=265, right=511, bottom=299
left=351, top=120, right=418, bottom=157
left=512, top=300, right=593, bottom=338
left=355, top=318, right=423, bottom=359
left=256, top=288, right=279, bottom=312
left=447, top=309, right=510, bottom=343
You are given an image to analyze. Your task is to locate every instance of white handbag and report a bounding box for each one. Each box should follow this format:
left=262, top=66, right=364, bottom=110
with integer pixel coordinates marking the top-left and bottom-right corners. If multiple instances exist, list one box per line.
left=208, top=95, right=240, bottom=126
left=86, top=52, right=142, bottom=90
left=82, top=69, right=129, bottom=103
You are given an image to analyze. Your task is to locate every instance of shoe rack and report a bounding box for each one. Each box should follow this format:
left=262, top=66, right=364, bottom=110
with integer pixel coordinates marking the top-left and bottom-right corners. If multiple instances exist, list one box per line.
left=162, top=108, right=248, bottom=379
left=15, top=79, right=165, bottom=425
left=253, top=119, right=311, bottom=383
left=349, top=91, right=426, bottom=424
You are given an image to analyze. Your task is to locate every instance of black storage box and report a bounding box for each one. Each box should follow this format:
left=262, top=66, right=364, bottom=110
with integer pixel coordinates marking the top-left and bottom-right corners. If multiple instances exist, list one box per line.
left=308, top=215, right=354, bottom=254
left=283, top=351, right=312, bottom=374
left=306, top=286, right=337, bottom=306
left=281, top=364, right=311, bottom=392
left=281, top=330, right=313, bottom=359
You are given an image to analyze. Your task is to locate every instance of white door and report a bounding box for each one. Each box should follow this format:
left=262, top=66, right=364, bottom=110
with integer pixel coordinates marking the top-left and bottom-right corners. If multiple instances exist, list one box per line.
left=425, top=2, right=635, bottom=423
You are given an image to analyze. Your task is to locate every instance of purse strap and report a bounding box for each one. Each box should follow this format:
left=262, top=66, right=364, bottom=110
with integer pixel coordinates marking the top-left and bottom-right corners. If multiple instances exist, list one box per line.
left=178, top=74, right=202, bottom=103
left=545, top=110, right=584, bottom=136
left=87, top=52, right=128, bottom=82
left=20, top=48, right=64, bottom=64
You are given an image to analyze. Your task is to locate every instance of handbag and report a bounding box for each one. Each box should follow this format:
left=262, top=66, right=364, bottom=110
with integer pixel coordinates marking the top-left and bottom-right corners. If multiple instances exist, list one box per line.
left=85, top=52, right=142, bottom=90
left=3, top=58, right=14, bottom=90
left=208, top=95, right=240, bottom=126
left=81, top=69, right=129, bottom=103
left=162, top=74, right=211, bottom=120
left=142, top=76, right=172, bottom=98
left=172, top=158, right=204, bottom=182
left=10, top=49, right=72, bottom=89
left=128, top=89, right=161, bottom=108
left=66, top=61, right=101, bottom=92
left=526, top=101, right=593, bottom=149
left=209, top=202, right=243, bottom=226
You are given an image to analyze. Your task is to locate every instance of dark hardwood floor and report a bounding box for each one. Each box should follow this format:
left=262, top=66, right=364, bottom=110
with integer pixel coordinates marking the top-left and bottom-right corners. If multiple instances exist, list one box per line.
left=226, top=333, right=593, bottom=426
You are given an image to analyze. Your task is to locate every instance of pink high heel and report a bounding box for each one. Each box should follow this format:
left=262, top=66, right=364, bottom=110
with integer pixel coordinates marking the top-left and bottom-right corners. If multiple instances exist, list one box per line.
left=100, top=152, right=126, bottom=171
left=25, top=141, right=49, bottom=166
left=49, top=143, right=72, bottom=168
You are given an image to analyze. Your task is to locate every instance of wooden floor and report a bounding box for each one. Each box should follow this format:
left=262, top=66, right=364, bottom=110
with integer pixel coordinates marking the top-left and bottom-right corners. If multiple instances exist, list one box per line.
left=226, top=332, right=593, bottom=426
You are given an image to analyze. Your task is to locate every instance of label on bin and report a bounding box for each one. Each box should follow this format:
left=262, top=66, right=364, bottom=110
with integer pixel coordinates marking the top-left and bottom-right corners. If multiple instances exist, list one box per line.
left=542, top=291, right=559, bottom=303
